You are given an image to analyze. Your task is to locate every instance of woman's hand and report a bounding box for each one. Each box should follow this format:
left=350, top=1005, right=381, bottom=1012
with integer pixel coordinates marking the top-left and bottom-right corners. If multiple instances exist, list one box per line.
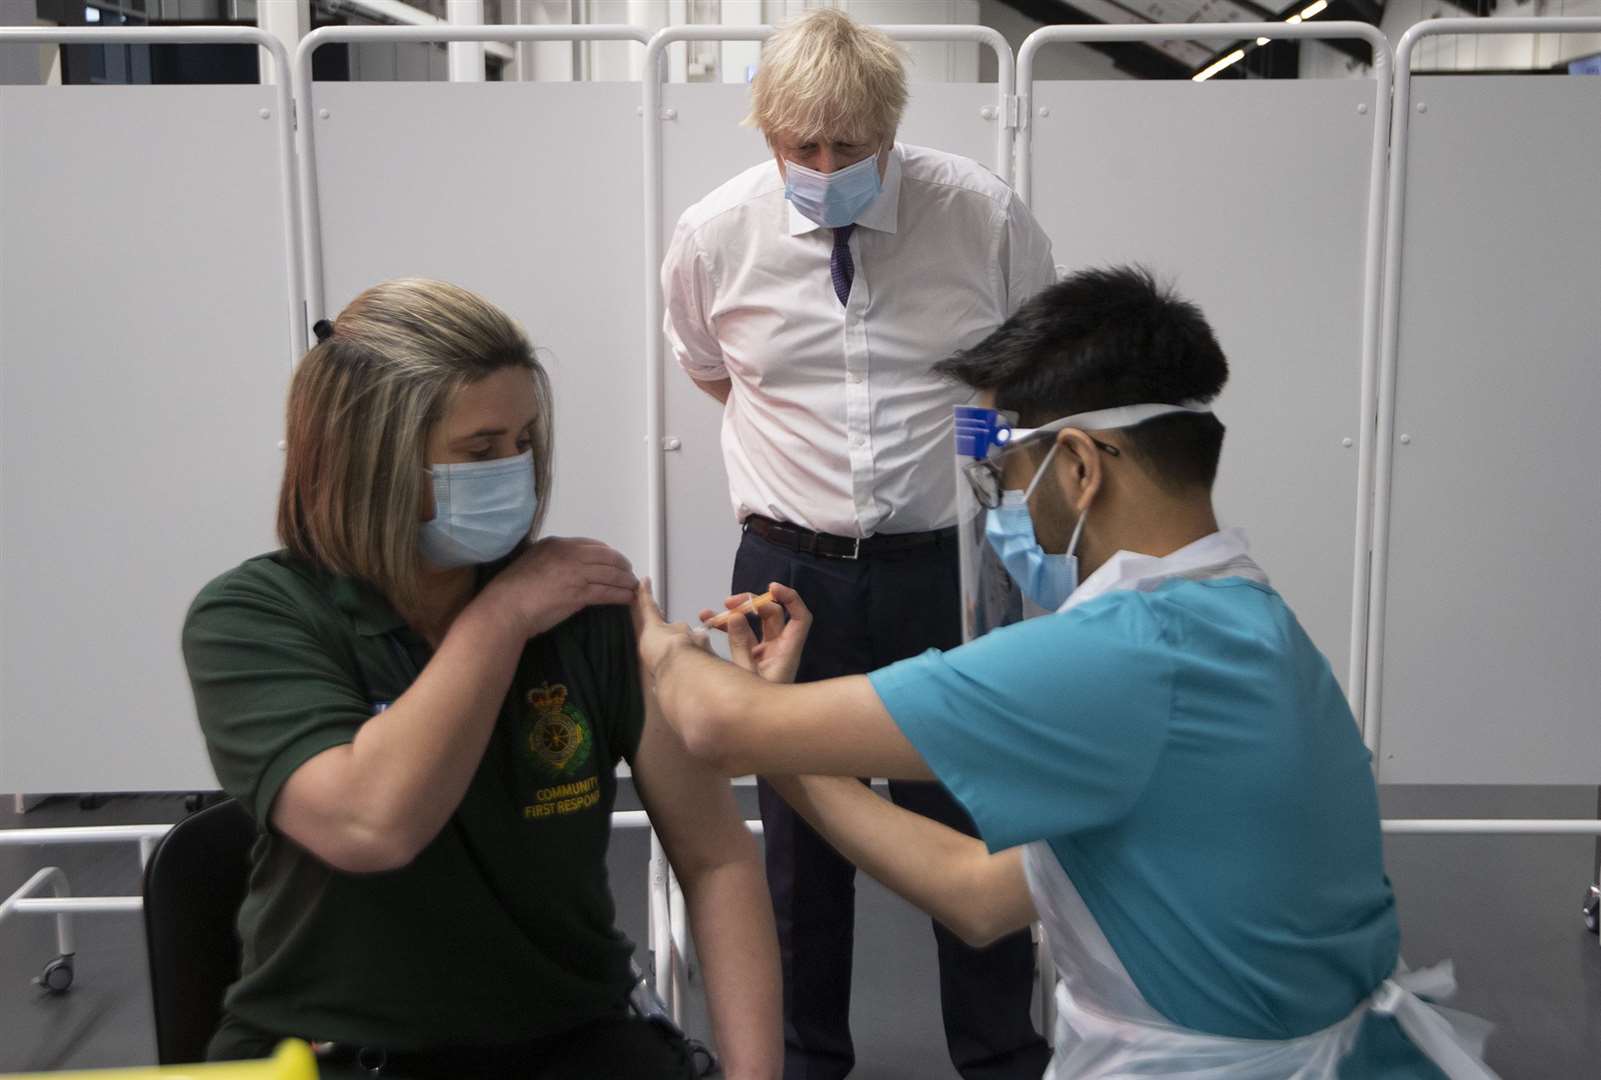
left=700, top=583, right=812, bottom=685
left=631, top=578, right=708, bottom=680
left=477, top=537, right=637, bottom=639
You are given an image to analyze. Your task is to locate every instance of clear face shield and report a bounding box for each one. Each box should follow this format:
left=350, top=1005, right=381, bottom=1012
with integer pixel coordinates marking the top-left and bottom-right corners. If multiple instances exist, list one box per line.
left=953, top=406, right=1028, bottom=642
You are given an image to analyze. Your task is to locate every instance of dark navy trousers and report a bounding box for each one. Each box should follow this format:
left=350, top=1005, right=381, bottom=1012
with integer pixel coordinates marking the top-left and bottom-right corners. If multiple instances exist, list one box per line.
left=732, top=528, right=1051, bottom=1080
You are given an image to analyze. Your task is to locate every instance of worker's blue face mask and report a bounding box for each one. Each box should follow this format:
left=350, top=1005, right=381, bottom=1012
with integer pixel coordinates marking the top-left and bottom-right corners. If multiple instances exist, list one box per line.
left=418, top=450, right=537, bottom=569
left=783, top=152, right=882, bottom=228
left=984, top=442, right=1088, bottom=611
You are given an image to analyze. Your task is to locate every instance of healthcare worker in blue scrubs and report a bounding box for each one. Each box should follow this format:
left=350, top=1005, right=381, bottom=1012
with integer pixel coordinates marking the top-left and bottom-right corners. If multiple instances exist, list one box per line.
left=634, top=267, right=1497, bottom=1079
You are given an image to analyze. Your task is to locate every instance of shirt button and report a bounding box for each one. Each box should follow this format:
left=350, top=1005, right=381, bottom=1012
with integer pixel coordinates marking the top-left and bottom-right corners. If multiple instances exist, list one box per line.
left=847, top=372, right=864, bottom=384
left=852, top=435, right=866, bottom=448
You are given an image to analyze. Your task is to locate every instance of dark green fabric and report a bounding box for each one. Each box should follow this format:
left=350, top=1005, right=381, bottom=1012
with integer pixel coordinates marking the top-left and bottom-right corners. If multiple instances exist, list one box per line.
left=182, top=551, right=646, bottom=1050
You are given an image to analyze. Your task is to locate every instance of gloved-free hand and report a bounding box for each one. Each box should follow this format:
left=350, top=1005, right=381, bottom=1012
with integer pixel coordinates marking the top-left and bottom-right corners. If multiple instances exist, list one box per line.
left=699, top=583, right=813, bottom=685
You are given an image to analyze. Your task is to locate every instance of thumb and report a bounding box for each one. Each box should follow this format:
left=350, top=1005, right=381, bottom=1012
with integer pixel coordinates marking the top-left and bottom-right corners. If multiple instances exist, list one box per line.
left=632, top=578, right=664, bottom=632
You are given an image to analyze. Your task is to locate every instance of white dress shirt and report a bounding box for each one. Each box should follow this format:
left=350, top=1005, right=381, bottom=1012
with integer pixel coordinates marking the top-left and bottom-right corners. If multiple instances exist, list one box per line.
left=663, top=143, right=1056, bottom=538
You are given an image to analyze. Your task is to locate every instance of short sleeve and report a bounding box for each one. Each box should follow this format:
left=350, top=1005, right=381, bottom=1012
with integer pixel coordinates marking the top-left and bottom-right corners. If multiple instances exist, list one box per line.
left=868, top=593, right=1173, bottom=852
left=1001, top=191, right=1056, bottom=316
left=585, top=605, right=647, bottom=764
left=181, top=566, right=369, bottom=826
left=661, top=216, right=729, bottom=382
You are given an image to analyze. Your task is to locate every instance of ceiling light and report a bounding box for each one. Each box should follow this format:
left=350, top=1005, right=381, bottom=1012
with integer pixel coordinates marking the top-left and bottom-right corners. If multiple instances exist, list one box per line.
left=1193, top=49, right=1246, bottom=81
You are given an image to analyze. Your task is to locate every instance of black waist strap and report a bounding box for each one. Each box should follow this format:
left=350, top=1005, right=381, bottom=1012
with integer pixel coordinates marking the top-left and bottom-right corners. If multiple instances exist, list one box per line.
left=744, top=515, right=954, bottom=560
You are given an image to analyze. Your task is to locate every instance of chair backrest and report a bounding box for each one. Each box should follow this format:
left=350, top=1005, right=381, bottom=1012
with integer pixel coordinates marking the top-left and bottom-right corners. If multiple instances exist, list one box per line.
left=141, top=798, right=257, bottom=1066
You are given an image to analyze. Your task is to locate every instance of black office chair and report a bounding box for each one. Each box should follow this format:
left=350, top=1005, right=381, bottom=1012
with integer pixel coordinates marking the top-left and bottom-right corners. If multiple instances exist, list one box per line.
left=141, top=796, right=256, bottom=1065
left=141, top=797, right=715, bottom=1073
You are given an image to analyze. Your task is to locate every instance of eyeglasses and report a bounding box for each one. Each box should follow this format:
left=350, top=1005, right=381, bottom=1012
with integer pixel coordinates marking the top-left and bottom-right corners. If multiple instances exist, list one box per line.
left=962, top=420, right=1120, bottom=511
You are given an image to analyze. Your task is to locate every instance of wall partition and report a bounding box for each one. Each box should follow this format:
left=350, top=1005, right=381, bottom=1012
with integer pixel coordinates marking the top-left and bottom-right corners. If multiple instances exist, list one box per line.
left=0, top=27, right=302, bottom=794
left=1366, top=17, right=1601, bottom=785
left=1019, top=22, right=1391, bottom=726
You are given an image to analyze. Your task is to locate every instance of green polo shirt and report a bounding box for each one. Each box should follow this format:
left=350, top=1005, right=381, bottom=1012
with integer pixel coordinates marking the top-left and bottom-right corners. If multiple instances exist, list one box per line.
left=181, top=551, right=644, bottom=1051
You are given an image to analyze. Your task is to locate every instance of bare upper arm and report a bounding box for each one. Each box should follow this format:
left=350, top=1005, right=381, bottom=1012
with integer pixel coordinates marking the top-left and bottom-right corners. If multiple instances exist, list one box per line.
left=631, top=690, right=758, bottom=880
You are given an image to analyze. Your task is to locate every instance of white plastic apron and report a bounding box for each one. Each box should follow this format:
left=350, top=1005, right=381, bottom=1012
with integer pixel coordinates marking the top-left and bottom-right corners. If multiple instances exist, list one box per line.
left=1025, top=530, right=1499, bottom=1079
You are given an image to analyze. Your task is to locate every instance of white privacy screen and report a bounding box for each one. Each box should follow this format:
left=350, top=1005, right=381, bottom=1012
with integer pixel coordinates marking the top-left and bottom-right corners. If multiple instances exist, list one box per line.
left=659, top=80, right=1005, bottom=622
left=1026, top=78, right=1381, bottom=691
left=1373, top=76, right=1601, bottom=784
left=0, top=85, right=292, bottom=792
left=310, top=80, right=649, bottom=573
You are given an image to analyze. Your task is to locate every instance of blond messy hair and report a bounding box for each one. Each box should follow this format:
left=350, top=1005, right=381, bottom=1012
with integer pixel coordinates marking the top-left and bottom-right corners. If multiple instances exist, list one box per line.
left=747, top=9, right=907, bottom=148
left=277, top=279, right=553, bottom=618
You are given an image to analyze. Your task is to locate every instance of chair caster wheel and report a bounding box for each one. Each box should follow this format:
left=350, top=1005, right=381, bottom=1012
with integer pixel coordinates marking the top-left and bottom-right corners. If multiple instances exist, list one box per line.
left=1584, top=885, right=1599, bottom=936
left=35, top=956, right=74, bottom=994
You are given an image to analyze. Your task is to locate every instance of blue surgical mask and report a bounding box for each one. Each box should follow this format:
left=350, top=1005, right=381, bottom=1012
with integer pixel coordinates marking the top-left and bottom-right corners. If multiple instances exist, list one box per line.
left=418, top=450, right=537, bottom=569
left=783, top=152, right=882, bottom=228
left=983, top=445, right=1088, bottom=611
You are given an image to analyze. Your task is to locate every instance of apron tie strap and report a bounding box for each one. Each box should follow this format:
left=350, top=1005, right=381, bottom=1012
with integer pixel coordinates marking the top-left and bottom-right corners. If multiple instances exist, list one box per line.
left=1370, top=962, right=1499, bottom=1080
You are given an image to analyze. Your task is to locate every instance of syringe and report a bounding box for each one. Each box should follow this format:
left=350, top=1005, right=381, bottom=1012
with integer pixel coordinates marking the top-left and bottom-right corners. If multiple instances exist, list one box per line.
left=701, top=590, right=777, bottom=630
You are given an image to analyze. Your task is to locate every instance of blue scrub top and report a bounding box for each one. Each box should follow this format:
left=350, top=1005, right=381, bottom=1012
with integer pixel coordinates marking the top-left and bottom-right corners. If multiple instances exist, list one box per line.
left=870, top=577, right=1406, bottom=1043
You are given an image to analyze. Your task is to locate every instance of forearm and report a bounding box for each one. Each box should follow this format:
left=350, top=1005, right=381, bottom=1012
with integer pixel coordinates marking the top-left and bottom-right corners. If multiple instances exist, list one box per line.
left=653, top=643, right=764, bottom=767
left=679, top=850, right=782, bottom=1080
left=336, top=600, right=525, bottom=854
left=769, top=775, right=1032, bottom=947
left=692, top=376, right=732, bottom=404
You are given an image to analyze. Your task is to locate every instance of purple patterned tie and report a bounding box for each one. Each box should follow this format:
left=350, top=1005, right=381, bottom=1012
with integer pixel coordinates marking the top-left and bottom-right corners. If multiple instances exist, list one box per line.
left=830, top=224, right=855, bottom=306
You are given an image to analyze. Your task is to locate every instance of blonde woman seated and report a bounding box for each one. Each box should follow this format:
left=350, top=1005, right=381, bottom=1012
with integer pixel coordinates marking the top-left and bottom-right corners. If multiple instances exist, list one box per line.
left=182, top=280, right=779, bottom=1080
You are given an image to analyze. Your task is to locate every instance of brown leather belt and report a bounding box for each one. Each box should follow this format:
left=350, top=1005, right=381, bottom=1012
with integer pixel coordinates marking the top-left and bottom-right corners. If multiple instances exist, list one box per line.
left=743, top=514, right=955, bottom=561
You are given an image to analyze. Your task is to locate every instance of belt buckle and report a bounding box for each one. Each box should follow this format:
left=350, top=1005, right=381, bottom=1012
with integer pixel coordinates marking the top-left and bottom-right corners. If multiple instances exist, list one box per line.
left=843, top=536, right=861, bottom=561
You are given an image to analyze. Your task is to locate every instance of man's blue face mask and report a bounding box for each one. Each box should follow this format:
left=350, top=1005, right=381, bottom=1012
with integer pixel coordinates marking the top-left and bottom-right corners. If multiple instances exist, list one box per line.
left=972, top=402, right=1215, bottom=611
left=984, top=442, right=1087, bottom=612
left=783, top=152, right=882, bottom=229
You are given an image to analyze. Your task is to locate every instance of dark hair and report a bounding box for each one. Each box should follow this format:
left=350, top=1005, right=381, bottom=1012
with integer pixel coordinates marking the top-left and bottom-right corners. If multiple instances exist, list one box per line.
left=936, top=265, right=1229, bottom=491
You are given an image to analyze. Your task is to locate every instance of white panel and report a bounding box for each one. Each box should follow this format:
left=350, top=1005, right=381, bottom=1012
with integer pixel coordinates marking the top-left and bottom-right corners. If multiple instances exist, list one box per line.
left=1377, top=77, right=1601, bottom=784
left=311, top=82, right=647, bottom=573
left=0, top=86, right=291, bottom=792
left=1029, top=79, right=1379, bottom=690
left=659, top=81, right=1002, bottom=622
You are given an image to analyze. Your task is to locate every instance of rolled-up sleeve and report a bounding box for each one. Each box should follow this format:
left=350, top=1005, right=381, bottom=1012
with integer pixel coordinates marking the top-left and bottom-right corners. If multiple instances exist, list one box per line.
left=867, top=595, right=1172, bottom=853
left=661, top=217, right=728, bottom=382
left=1001, top=192, right=1057, bottom=315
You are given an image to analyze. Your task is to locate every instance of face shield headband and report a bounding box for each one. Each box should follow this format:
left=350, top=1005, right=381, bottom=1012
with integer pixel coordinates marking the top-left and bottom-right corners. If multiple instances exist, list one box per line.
left=961, top=401, right=1215, bottom=511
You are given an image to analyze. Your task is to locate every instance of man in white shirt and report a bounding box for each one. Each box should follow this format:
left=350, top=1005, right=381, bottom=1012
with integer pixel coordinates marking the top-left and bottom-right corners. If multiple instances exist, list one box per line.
left=661, top=11, right=1054, bottom=1079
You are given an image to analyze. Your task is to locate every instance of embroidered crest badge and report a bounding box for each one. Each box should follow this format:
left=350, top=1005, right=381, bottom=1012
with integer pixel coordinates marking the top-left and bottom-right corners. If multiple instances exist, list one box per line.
left=527, top=682, right=591, bottom=776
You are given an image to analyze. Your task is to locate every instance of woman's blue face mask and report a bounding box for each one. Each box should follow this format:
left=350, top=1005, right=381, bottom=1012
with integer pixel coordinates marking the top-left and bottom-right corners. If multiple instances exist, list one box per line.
left=418, top=450, right=538, bottom=569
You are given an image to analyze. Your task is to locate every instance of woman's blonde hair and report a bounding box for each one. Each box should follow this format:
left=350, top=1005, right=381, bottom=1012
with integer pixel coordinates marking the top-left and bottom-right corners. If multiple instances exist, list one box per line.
left=277, top=278, right=553, bottom=616
left=747, top=9, right=907, bottom=148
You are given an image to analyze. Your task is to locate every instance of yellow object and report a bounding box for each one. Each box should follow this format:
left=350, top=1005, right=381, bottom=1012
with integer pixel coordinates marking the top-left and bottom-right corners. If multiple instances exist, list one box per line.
left=703, top=589, right=777, bottom=630
left=3, top=1040, right=317, bottom=1080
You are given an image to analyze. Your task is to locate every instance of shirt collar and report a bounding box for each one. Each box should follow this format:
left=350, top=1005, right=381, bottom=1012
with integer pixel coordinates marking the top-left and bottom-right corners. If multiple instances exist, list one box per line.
left=1058, top=527, right=1269, bottom=614
left=785, top=143, right=903, bottom=238
left=329, top=574, right=409, bottom=637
